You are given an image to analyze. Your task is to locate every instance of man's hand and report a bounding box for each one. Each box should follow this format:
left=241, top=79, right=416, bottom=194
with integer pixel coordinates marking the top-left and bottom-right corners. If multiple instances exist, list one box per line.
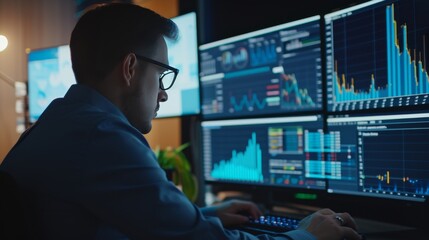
left=298, top=208, right=362, bottom=240
left=210, top=199, right=262, bottom=227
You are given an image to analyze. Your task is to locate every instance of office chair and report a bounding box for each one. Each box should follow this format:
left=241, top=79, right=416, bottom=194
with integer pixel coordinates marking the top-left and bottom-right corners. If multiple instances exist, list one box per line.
left=0, top=170, right=30, bottom=240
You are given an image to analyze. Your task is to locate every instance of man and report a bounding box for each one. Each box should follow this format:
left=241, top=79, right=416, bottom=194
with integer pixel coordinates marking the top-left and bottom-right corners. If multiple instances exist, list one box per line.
left=0, top=3, right=362, bottom=240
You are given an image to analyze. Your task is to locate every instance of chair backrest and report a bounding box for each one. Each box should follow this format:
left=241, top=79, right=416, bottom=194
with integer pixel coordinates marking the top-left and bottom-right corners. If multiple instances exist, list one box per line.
left=0, top=170, right=30, bottom=240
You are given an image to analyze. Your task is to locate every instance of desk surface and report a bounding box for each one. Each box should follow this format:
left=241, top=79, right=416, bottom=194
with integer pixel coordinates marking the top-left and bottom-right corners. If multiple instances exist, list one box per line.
left=216, top=193, right=426, bottom=240
left=355, top=218, right=424, bottom=240
left=270, top=204, right=425, bottom=240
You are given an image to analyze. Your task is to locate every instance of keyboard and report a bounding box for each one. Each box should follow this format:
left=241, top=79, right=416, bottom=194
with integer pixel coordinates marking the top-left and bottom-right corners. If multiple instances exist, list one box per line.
left=237, top=214, right=301, bottom=235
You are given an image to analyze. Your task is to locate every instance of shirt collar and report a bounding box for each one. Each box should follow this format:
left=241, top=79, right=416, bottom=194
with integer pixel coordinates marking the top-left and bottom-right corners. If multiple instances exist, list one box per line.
left=64, top=84, right=129, bottom=124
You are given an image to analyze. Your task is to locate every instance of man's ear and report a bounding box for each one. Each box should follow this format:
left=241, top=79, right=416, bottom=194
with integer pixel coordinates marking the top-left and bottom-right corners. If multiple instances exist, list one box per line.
left=122, top=53, right=138, bottom=86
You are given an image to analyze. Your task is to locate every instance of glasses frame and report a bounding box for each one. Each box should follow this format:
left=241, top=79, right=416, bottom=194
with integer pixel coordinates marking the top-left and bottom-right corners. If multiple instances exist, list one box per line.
left=135, top=54, right=179, bottom=90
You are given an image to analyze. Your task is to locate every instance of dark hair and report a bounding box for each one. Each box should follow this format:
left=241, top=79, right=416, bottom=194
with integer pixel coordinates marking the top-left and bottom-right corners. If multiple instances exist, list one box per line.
left=70, top=3, right=178, bottom=83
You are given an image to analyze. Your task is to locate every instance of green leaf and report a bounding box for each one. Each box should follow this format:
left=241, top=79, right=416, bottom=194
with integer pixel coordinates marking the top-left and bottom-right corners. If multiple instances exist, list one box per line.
left=175, top=142, right=190, bottom=153
left=154, top=142, right=198, bottom=202
left=180, top=171, right=198, bottom=202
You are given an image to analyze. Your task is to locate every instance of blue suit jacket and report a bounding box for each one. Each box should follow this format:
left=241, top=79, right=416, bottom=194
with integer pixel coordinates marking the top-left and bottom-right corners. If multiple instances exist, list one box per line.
left=0, top=84, right=313, bottom=240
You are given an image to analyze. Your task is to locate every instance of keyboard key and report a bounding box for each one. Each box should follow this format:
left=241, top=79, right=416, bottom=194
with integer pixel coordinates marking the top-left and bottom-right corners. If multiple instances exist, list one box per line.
left=240, top=214, right=300, bottom=234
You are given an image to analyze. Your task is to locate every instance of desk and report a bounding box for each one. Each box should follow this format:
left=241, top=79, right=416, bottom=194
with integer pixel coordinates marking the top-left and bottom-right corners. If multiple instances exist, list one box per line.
left=270, top=204, right=425, bottom=240
left=355, top=218, right=424, bottom=240
left=213, top=192, right=426, bottom=240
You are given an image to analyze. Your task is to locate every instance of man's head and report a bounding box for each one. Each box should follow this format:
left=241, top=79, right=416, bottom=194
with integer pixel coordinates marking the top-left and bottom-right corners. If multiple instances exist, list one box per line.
left=70, top=3, right=179, bottom=133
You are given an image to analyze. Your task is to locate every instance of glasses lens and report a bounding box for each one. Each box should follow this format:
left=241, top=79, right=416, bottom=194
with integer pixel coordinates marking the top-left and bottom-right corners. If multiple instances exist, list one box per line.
left=160, top=71, right=176, bottom=90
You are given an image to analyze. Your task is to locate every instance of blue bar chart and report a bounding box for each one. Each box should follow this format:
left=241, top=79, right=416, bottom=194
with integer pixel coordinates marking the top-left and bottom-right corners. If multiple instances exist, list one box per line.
left=202, top=116, right=326, bottom=190
left=211, top=132, right=264, bottom=182
left=326, top=1, right=429, bottom=111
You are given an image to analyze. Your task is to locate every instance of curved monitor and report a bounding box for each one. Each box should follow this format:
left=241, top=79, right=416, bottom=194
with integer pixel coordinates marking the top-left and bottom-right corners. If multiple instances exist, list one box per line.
left=199, top=15, right=323, bottom=120
left=201, top=115, right=326, bottom=191
left=326, top=111, right=429, bottom=203
left=325, top=0, right=429, bottom=112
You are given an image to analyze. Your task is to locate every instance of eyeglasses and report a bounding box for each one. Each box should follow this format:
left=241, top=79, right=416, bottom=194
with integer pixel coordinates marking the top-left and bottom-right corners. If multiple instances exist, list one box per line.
left=135, top=54, right=179, bottom=90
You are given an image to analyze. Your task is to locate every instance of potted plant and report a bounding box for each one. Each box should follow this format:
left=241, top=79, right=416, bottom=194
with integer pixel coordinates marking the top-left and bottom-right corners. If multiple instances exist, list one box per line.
left=154, top=143, right=198, bottom=203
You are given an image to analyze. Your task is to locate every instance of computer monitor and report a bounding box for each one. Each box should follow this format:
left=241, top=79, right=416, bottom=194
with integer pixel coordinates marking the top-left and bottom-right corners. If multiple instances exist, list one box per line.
left=324, top=110, right=429, bottom=227
left=27, top=45, right=75, bottom=123
left=326, top=111, right=429, bottom=202
left=325, top=0, right=429, bottom=112
left=201, top=115, right=326, bottom=192
left=157, top=11, right=200, bottom=118
left=199, top=15, right=323, bottom=120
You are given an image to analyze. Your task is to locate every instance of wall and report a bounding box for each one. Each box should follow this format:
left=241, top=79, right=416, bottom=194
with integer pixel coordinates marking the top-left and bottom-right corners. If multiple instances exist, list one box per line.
left=0, top=0, right=24, bottom=162
left=135, top=0, right=178, bottom=18
left=0, top=0, right=77, bottom=161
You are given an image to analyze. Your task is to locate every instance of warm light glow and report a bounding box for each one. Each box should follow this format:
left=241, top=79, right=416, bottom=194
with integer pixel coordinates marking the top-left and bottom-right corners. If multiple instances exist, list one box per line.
left=0, top=35, right=8, bottom=52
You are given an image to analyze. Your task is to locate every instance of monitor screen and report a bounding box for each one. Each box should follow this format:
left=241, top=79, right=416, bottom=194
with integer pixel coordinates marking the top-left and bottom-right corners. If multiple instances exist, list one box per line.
left=157, top=11, right=200, bottom=118
left=201, top=115, right=326, bottom=190
left=199, top=15, right=323, bottom=120
left=326, top=111, right=429, bottom=202
left=325, top=0, right=429, bottom=112
left=27, top=45, right=75, bottom=123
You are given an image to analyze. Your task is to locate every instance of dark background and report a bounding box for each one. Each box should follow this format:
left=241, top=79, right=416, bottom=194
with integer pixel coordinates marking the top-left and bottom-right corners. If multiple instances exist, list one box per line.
left=180, top=0, right=368, bottom=44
